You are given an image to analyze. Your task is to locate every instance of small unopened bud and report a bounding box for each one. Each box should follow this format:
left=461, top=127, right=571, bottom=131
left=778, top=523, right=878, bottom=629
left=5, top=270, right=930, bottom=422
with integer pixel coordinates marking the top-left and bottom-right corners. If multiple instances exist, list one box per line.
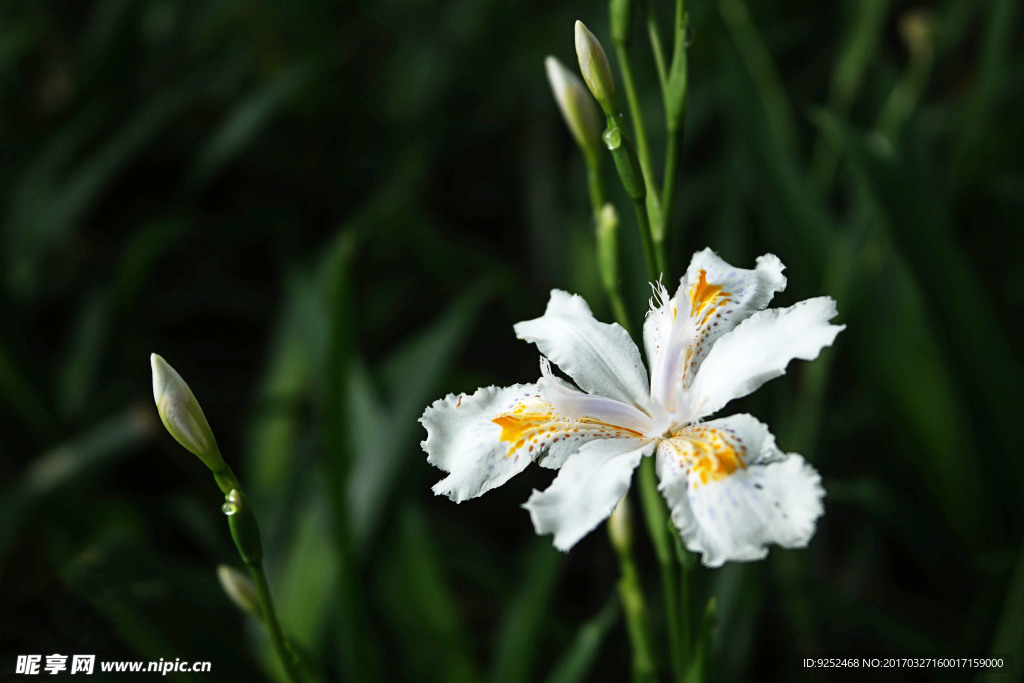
left=545, top=56, right=604, bottom=165
left=899, top=10, right=934, bottom=59
left=151, top=353, right=219, bottom=465
left=665, top=17, right=690, bottom=132
left=575, top=20, right=619, bottom=117
left=596, top=203, right=621, bottom=293
left=607, top=495, right=633, bottom=555
left=217, top=564, right=263, bottom=619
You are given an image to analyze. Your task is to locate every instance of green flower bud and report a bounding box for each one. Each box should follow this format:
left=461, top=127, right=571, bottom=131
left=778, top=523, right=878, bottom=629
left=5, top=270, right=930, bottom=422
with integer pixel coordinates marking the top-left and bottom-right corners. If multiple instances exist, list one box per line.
left=223, top=489, right=263, bottom=566
left=666, top=14, right=690, bottom=132
left=545, top=56, right=604, bottom=165
left=151, top=353, right=220, bottom=465
left=596, top=203, right=620, bottom=293
left=900, top=10, right=934, bottom=59
left=575, top=20, right=619, bottom=117
left=217, top=564, right=263, bottom=619
left=607, top=495, right=633, bottom=556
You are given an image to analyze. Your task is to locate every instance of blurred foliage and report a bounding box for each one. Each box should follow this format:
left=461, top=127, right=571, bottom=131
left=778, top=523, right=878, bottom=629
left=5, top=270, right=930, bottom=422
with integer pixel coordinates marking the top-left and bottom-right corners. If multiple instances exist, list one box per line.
left=0, top=0, right=1022, bottom=681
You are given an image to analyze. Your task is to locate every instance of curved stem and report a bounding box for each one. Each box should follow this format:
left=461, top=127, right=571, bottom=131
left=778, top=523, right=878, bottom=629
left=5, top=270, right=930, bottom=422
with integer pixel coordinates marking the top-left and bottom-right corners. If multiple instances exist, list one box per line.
left=249, top=563, right=305, bottom=683
left=216, top=462, right=310, bottom=681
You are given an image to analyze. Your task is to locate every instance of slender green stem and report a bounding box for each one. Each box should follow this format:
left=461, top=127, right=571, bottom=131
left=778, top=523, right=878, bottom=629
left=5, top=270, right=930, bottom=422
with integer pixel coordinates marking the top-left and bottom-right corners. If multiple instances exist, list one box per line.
left=678, top=553, right=691, bottom=676
left=643, top=0, right=669, bottom=93
left=614, top=44, right=656, bottom=191
left=249, top=562, right=305, bottom=683
left=223, top=483, right=309, bottom=682
left=613, top=529, right=658, bottom=683
left=634, top=462, right=668, bottom=642
left=636, top=457, right=685, bottom=683
left=632, top=199, right=660, bottom=281
left=586, top=164, right=606, bottom=214
left=660, top=0, right=688, bottom=256
left=211, top=458, right=242, bottom=495
left=660, top=126, right=680, bottom=254
left=660, top=563, right=683, bottom=682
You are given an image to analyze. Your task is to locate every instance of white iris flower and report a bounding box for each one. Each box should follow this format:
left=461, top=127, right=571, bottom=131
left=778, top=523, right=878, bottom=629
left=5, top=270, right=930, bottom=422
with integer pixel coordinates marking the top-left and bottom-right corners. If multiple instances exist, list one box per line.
left=420, top=249, right=844, bottom=567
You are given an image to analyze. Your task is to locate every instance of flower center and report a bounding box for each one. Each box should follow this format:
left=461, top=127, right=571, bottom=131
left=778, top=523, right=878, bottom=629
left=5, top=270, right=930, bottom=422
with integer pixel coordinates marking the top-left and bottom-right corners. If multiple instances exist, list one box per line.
left=646, top=399, right=682, bottom=440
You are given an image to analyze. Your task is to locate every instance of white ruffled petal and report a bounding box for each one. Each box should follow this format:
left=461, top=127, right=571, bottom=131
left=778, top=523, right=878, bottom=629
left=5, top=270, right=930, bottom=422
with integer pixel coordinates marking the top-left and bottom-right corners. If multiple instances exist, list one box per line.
left=421, top=383, right=648, bottom=502
left=687, top=296, right=844, bottom=420
left=421, top=385, right=539, bottom=502
left=656, top=414, right=824, bottom=567
left=515, top=290, right=649, bottom=409
left=524, top=437, right=654, bottom=551
left=646, top=249, right=787, bottom=411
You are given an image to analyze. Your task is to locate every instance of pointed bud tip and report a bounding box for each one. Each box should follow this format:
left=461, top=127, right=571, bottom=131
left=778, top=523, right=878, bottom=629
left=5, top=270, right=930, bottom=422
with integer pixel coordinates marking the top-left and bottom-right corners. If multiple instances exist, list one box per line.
left=150, top=352, right=164, bottom=379
left=572, top=20, right=617, bottom=116
left=151, top=353, right=186, bottom=405
left=598, top=203, right=619, bottom=228
left=574, top=20, right=595, bottom=52
left=900, top=10, right=934, bottom=56
left=544, top=56, right=565, bottom=90
left=544, top=54, right=603, bottom=159
left=607, top=496, right=633, bottom=555
left=150, top=352, right=219, bottom=461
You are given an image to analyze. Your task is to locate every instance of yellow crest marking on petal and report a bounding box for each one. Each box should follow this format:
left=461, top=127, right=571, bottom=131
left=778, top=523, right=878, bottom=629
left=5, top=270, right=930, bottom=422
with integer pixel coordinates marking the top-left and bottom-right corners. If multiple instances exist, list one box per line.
left=688, top=269, right=731, bottom=323
left=678, top=269, right=734, bottom=385
left=665, top=424, right=748, bottom=488
left=493, top=410, right=555, bottom=449
left=492, top=399, right=643, bottom=459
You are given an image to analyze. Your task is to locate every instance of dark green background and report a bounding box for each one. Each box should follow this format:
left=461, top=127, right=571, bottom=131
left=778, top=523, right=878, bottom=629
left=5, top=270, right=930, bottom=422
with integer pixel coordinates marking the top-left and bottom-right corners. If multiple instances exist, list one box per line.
left=0, top=0, right=1021, bottom=681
